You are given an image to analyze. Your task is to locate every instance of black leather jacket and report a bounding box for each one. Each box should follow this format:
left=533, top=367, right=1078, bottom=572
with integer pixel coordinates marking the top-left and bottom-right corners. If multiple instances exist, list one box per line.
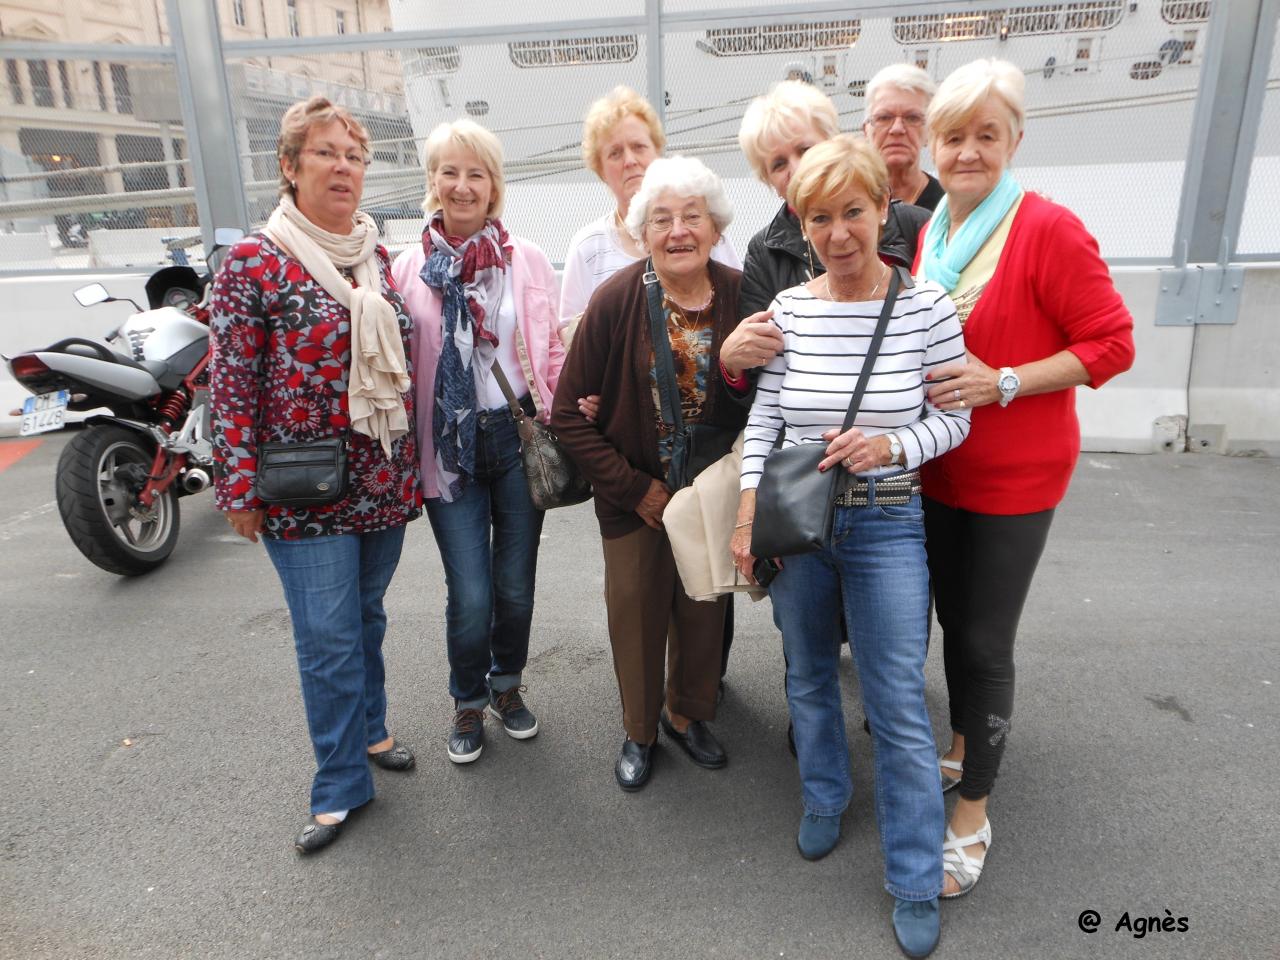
left=739, top=198, right=931, bottom=318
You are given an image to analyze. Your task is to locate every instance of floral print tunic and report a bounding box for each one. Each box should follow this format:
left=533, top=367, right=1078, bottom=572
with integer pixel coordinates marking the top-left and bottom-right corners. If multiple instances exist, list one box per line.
left=210, top=234, right=423, bottom=539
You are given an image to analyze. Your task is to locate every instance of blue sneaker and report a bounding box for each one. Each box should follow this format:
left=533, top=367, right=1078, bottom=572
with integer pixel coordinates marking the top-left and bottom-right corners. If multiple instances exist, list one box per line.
left=796, top=812, right=841, bottom=860
left=892, top=897, right=940, bottom=958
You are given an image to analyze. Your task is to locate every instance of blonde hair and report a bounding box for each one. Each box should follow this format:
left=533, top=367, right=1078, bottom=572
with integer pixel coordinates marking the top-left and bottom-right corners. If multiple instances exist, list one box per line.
left=864, top=63, right=937, bottom=118
left=276, top=96, right=370, bottom=197
left=422, top=118, right=506, bottom=219
left=737, top=80, right=841, bottom=183
left=786, top=134, right=889, bottom=223
left=927, top=58, right=1026, bottom=148
left=580, top=86, right=666, bottom=178
left=623, top=155, right=733, bottom=244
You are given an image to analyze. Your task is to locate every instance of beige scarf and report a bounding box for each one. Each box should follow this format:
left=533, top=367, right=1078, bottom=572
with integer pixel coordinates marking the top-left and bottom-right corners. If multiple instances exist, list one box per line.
left=264, top=195, right=409, bottom=457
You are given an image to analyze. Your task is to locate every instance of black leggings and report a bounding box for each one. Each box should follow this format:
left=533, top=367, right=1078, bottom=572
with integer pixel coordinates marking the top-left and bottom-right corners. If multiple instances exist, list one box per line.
left=923, top=497, right=1055, bottom=801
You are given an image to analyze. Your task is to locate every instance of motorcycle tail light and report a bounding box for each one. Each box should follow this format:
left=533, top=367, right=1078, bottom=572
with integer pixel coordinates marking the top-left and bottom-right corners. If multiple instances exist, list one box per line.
left=9, top=354, right=50, bottom=382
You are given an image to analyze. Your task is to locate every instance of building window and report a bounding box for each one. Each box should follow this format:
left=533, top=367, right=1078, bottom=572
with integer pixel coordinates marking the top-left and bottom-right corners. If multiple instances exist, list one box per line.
left=509, top=35, right=638, bottom=68
left=57, top=60, right=73, bottom=107
left=110, top=62, right=132, bottom=113
left=5, top=59, right=22, bottom=105
left=92, top=62, right=107, bottom=111
left=287, top=0, right=300, bottom=37
left=28, top=59, right=54, bottom=107
left=232, top=0, right=246, bottom=27
left=1161, top=0, right=1211, bottom=23
left=700, top=19, right=861, bottom=56
left=335, top=9, right=346, bottom=34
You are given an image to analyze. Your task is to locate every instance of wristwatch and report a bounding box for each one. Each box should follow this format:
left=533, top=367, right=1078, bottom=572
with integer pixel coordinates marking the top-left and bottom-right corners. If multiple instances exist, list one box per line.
left=886, top=433, right=904, bottom=466
left=997, top=367, right=1021, bottom=407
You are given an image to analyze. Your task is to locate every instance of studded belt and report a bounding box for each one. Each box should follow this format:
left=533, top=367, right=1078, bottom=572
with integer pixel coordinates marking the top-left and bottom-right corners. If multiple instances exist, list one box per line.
left=833, top=469, right=921, bottom=508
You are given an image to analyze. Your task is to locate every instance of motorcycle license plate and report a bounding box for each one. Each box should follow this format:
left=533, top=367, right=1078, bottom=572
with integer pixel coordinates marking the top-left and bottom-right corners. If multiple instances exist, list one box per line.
left=19, top=390, right=69, bottom=436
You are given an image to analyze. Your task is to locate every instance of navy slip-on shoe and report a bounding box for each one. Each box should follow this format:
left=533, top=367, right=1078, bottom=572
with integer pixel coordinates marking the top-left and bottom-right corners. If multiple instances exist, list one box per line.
left=893, top=897, right=940, bottom=958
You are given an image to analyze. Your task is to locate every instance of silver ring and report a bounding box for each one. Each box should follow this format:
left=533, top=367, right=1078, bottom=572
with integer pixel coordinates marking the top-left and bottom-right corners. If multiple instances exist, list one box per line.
left=844, top=456, right=855, bottom=468
left=954, top=388, right=961, bottom=400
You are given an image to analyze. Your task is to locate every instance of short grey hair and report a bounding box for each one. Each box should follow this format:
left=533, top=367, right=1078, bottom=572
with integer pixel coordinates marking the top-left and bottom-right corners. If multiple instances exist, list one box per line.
left=624, top=155, right=733, bottom=241
left=865, top=63, right=938, bottom=117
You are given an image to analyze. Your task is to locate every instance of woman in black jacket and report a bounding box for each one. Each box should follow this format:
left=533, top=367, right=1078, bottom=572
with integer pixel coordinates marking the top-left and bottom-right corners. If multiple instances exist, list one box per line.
left=731, top=80, right=931, bottom=322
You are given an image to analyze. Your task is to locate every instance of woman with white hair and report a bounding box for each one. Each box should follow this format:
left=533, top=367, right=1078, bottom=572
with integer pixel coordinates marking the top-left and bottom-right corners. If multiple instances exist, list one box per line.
left=559, top=86, right=740, bottom=328
left=552, top=156, right=746, bottom=791
left=392, top=119, right=565, bottom=766
left=863, top=63, right=944, bottom=211
left=915, top=58, right=1134, bottom=899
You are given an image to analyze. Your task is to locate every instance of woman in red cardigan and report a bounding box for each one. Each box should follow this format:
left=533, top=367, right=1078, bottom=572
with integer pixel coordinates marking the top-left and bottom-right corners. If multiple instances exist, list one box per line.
left=915, top=58, right=1135, bottom=900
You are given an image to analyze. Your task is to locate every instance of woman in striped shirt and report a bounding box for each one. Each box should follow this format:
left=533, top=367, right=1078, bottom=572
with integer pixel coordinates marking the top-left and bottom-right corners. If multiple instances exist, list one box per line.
left=730, top=134, right=969, bottom=959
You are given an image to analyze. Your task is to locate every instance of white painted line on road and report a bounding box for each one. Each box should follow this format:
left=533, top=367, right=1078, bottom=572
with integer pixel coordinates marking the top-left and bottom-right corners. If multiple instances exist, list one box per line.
left=0, top=499, right=57, bottom=540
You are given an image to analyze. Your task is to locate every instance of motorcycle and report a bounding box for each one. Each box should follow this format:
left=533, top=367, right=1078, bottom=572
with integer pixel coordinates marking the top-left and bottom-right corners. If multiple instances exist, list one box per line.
left=5, top=228, right=242, bottom=576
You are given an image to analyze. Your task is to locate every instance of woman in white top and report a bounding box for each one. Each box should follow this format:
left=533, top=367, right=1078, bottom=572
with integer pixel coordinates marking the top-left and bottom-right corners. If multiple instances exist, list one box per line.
left=559, top=86, right=740, bottom=329
left=730, top=135, right=969, bottom=959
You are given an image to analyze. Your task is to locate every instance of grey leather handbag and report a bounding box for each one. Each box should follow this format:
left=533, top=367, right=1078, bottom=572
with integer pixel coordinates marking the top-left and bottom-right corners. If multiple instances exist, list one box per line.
left=750, top=267, right=907, bottom=559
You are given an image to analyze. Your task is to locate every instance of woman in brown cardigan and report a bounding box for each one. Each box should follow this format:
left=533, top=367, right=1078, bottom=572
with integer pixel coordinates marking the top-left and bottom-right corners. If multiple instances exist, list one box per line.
left=551, top=156, right=747, bottom=792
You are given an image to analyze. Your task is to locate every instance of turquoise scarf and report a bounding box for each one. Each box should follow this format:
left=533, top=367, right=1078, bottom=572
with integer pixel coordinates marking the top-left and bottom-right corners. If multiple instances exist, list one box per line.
left=918, top=170, right=1023, bottom=292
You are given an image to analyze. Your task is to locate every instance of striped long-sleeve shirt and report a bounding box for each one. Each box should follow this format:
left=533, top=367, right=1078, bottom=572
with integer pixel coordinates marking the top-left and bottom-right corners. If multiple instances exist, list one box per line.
left=741, top=279, right=971, bottom=491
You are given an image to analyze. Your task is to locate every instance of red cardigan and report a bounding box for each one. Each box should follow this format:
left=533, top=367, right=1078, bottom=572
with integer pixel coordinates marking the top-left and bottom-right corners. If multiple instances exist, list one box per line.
left=915, top=193, right=1135, bottom=514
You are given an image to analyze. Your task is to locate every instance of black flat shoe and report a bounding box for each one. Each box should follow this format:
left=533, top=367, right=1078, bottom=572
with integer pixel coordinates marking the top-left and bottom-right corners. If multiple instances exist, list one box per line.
left=294, top=801, right=369, bottom=855
left=368, top=740, right=415, bottom=771
left=660, top=710, right=726, bottom=769
left=615, top=738, right=654, bottom=791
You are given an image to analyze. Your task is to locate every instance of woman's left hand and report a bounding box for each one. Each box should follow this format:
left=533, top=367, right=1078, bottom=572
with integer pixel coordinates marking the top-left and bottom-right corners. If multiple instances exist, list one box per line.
left=730, top=524, right=757, bottom=583
left=819, top=426, right=892, bottom=474
left=926, top=352, right=1001, bottom=411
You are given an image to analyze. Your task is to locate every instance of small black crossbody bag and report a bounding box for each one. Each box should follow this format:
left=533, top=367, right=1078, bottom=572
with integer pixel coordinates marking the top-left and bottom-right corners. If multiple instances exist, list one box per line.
left=256, top=436, right=349, bottom=508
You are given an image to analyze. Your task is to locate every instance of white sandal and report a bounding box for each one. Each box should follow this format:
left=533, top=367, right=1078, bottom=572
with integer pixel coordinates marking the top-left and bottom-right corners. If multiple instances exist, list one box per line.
left=939, top=758, right=962, bottom=793
left=942, top=819, right=992, bottom=899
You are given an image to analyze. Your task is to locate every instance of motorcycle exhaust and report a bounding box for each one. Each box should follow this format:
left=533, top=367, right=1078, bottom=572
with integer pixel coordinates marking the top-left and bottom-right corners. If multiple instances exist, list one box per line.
left=182, top=468, right=211, bottom=494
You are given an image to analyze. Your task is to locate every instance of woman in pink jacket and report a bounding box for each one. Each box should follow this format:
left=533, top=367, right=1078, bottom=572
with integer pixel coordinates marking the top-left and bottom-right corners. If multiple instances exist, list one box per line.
left=391, top=119, right=565, bottom=766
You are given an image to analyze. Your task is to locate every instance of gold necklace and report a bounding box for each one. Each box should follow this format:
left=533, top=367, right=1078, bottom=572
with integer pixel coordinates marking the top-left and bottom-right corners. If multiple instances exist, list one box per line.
left=824, top=263, right=888, bottom=302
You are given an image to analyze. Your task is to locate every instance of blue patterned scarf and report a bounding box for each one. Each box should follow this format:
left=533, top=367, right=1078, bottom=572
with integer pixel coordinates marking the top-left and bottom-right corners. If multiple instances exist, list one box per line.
left=918, top=170, right=1023, bottom=292
left=421, top=213, right=510, bottom=502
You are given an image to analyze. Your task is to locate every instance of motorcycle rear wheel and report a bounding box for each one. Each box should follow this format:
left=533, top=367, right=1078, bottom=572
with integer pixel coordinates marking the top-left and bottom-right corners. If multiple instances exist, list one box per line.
left=56, top=425, right=181, bottom=576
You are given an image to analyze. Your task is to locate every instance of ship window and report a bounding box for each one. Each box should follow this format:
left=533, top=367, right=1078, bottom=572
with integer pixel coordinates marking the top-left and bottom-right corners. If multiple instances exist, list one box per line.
left=847, top=78, right=867, bottom=97
left=893, top=2, right=1123, bottom=43
left=1180, top=29, right=1197, bottom=62
left=1074, top=37, right=1094, bottom=71
left=1161, top=1, right=1211, bottom=23
left=1130, top=60, right=1163, bottom=79
left=509, top=36, right=638, bottom=68
left=914, top=48, right=930, bottom=70
left=701, top=20, right=860, bottom=56
left=465, top=100, right=489, bottom=117
left=403, top=46, right=461, bottom=76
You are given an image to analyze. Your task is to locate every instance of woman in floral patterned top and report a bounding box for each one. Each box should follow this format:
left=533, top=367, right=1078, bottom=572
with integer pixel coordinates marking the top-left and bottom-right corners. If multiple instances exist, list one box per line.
left=210, top=97, right=422, bottom=855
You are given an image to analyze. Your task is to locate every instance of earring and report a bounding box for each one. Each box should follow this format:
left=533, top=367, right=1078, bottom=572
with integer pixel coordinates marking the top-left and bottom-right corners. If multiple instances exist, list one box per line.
left=880, top=218, right=887, bottom=225
left=290, top=180, right=297, bottom=190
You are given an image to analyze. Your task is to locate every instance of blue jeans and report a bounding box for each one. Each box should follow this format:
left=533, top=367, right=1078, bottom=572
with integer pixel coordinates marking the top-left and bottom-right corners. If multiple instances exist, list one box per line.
left=425, top=404, right=544, bottom=709
left=768, top=493, right=943, bottom=902
left=264, top=524, right=407, bottom=815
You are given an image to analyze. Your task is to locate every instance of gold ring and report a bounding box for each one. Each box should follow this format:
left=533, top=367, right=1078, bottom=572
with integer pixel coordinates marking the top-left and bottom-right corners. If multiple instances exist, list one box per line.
left=959, top=399, right=967, bottom=408
left=844, top=456, right=855, bottom=468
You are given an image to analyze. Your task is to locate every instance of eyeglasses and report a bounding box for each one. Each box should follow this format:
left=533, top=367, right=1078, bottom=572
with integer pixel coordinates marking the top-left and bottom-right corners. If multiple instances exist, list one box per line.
left=302, top=147, right=372, bottom=169
left=647, top=212, right=707, bottom=233
left=867, top=112, right=926, bottom=130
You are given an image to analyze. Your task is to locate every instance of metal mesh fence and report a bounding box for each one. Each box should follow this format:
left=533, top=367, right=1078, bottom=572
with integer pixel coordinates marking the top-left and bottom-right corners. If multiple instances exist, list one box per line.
left=0, top=0, right=1274, bottom=272
left=1237, top=28, right=1280, bottom=256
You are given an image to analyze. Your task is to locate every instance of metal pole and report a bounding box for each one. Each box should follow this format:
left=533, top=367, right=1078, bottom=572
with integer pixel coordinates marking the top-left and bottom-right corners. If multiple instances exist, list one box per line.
left=166, top=0, right=250, bottom=244
left=646, top=0, right=665, bottom=125
left=1172, top=0, right=1278, bottom=264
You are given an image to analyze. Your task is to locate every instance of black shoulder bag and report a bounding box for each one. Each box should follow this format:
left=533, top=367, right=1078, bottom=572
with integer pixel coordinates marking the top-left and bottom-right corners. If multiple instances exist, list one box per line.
left=644, top=261, right=738, bottom=491
left=750, top=266, right=908, bottom=558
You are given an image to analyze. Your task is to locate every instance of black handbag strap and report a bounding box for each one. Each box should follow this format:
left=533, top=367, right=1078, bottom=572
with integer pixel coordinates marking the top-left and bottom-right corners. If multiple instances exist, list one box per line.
left=643, top=260, right=685, bottom=434
left=839, top=265, right=905, bottom=433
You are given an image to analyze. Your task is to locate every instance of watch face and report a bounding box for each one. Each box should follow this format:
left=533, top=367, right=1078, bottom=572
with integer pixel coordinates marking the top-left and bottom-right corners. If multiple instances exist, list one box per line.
left=999, top=373, right=1018, bottom=394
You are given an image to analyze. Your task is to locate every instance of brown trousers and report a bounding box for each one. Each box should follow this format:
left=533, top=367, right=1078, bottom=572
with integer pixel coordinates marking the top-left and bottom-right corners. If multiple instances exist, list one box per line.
left=601, top=524, right=726, bottom=744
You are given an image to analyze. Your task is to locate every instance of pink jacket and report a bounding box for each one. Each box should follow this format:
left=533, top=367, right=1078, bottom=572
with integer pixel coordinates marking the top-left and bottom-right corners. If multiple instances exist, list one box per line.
left=391, top=236, right=565, bottom=500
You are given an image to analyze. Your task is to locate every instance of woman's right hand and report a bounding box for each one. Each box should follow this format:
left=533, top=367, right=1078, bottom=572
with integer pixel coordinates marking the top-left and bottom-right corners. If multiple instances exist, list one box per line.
left=226, top=508, right=266, bottom=543
left=730, top=524, right=757, bottom=583
left=635, top=478, right=670, bottom=529
left=719, top=310, right=782, bottom=378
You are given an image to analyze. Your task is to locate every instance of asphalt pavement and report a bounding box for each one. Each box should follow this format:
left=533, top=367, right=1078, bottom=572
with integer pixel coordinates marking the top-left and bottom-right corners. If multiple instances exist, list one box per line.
left=1, top=432, right=1277, bottom=960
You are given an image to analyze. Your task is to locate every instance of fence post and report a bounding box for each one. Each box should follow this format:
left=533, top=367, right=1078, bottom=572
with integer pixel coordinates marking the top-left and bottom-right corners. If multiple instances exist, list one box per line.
left=1173, top=0, right=1278, bottom=265
left=166, top=0, right=250, bottom=243
left=646, top=0, right=665, bottom=125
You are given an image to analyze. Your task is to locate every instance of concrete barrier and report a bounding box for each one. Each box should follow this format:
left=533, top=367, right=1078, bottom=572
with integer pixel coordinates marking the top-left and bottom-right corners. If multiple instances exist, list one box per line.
left=87, top=228, right=201, bottom=269
left=0, top=233, right=57, bottom=269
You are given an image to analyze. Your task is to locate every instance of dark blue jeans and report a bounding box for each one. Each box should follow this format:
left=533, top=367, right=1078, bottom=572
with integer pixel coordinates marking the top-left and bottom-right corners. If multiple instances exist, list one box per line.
left=264, top=524, right=407, bottom=815
left=768, top=494, right=943, bottom=902
left=425, top=404, right=545, bottom=710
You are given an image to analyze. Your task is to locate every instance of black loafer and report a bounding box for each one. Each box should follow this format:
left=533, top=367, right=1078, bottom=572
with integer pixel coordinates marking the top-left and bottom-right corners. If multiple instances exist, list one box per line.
left=660, top=710, right=727, bottom=769
left=294, top=801, right=369, bottom=855
left=615, top=738, right=654, bottom=791
left=368, top=740, right=415, bottom=771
